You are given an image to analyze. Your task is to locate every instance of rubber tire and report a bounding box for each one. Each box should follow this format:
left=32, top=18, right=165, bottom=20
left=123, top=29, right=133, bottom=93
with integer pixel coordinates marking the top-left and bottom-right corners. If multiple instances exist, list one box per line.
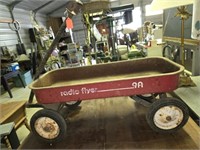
left=30, top=109, right=67, bottom=143
left=162, top=45, right=180, bottom=62
left=137, top=93, right=158, bottom=102
left=146, top=98, right=189, bottom=133
left=162, top=45, right=173, bottom=60
left=65, top=100, right=82, bottom=109
left=172, top=48, right=180, bottom=62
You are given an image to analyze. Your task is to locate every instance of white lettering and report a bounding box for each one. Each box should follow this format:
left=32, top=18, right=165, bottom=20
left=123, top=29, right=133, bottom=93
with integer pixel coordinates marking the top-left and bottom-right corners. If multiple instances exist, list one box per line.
left=60, top=89, right=79, bottom=96
left=132, top=81, right=144, bottom=88
left=81, top=87, right=97, bottom=94
left=60, top=87, right=98, bottom=96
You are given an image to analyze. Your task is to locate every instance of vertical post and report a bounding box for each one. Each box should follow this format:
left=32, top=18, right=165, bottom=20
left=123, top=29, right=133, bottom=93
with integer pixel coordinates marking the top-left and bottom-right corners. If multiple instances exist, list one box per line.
left=140, top=0, right=145, bottom=26
left=108, top=19, right=116, bottom=56
left=181, top=18, right=185, bottom=66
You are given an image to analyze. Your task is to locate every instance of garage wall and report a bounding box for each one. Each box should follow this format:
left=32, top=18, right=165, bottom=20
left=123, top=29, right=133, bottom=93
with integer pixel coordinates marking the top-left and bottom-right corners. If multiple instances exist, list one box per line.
left=0, top=4, right=17, bottom=49
left=13, top=8, right=48, bottom=50
left=145, top=14, right=162, bottom=24
left=163, top=4, right=192, bottom=39
left=13, top=8, right=33, bottom=50
left=0, top=3, right=47, bottom=53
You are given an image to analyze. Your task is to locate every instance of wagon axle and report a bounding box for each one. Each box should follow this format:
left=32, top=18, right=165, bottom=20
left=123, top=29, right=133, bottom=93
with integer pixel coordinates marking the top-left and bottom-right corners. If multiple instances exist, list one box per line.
left=43, top=123, right=56, bottom=132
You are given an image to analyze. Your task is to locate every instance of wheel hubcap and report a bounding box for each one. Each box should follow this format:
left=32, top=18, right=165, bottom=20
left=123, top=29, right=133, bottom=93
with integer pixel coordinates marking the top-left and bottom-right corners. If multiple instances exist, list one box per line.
left=35, top=117, right=60, bottom=139
left=154, top=105, right=184, bottom=130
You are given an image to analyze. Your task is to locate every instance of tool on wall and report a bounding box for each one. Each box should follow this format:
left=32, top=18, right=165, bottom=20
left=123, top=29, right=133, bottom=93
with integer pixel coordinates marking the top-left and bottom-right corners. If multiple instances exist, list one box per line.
left=0, top=19, right=26, bottom=55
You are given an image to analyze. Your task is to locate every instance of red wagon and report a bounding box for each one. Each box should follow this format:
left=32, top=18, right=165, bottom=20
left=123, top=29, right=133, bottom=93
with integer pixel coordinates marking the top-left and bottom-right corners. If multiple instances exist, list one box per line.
left=29, top=57, right=189, bottom=143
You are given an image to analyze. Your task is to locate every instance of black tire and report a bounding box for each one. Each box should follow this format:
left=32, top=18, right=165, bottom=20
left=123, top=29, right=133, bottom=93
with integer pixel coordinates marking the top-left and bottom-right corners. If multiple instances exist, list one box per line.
left=146, top=98, right=189, bottom=133
left=162, top=45, right=179, bottom=62
left=162, top=45, right=173, bottom=60
left=65, top=100, right=82, bottom=109
left=30, top=109, right=67, bottom=143
left=137, top=93, right=158, bottom=102
left=172, top=48, right=179, bottom=62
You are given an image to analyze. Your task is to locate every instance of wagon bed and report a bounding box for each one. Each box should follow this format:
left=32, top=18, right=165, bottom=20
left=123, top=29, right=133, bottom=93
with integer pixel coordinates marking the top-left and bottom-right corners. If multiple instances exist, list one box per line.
left=29, top=57, right=184, bottom=104
left=51, top=71, right=161, bottom=86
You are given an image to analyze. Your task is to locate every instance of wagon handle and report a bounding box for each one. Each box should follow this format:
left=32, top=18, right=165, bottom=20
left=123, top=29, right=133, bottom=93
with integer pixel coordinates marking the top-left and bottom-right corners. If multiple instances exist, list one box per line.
left=28, top=21, right=66, bottom=103
left=28, top=1, right=83, bottom=103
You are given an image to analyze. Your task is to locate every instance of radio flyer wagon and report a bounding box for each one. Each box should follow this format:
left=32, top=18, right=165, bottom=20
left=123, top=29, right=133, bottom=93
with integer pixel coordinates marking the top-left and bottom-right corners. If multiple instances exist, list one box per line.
left=29, top=57, right=189, bottom=143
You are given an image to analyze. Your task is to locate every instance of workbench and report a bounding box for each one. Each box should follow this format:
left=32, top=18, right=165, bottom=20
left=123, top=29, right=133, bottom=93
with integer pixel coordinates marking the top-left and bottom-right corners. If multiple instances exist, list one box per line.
left=0, top=101, right=30, bottom=130
left=19, top=97, right=200, bottom=149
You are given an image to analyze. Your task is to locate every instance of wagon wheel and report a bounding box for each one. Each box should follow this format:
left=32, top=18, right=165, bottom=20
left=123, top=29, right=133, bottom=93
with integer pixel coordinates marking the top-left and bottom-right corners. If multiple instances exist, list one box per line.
left=30, top=109, right=67, bottom=143
left=162, top=45, right=173, bottom=60
left=65, top=100, right=82, bottom=109
left=137, top=93, right=158, bottom=102
left=146, top=98, right=189, bottom=133
left=162, top=45, right=179, bottom=62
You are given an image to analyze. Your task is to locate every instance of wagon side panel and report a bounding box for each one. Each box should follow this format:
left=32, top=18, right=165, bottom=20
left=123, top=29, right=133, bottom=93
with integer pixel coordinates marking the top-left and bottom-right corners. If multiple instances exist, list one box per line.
left=33, top=74, right=180, bottom=104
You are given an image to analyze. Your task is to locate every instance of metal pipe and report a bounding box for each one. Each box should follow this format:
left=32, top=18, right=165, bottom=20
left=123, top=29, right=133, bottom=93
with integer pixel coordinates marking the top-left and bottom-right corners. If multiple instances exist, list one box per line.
left=181, top=18, right=185, bottom=66
left=8, top=0, right=23, bottom=9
